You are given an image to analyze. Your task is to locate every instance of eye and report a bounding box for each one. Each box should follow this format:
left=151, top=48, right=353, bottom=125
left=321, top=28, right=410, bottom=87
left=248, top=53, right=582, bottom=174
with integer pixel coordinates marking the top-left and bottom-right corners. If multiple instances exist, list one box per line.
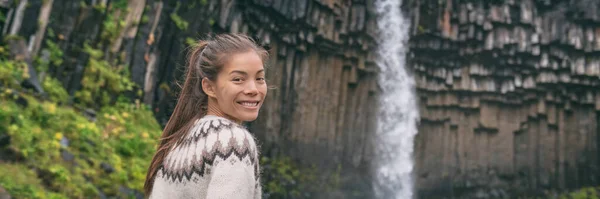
left=232, top=77, right=244, bottom=83
left=256, top=77, right=265, bottom=82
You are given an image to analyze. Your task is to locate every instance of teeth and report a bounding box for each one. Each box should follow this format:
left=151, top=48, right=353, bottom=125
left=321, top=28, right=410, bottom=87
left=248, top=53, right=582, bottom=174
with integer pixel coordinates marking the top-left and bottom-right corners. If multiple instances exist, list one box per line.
left=240, top=102, right=258, bottom=107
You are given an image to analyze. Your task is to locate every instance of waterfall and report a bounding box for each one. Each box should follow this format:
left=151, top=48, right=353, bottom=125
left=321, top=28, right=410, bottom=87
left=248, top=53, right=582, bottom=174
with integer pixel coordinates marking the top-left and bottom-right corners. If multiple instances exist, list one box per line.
left=373, top=0, right=419, bottom=198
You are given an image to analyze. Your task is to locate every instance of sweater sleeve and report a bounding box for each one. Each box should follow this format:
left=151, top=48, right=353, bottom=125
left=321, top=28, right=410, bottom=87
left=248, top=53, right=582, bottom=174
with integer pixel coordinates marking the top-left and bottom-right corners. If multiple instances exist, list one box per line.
left=205, top=125, right=261, bottom=199
left=254, top=154, right=262, bottom=199
left=254, top=175, right=262, bottom=199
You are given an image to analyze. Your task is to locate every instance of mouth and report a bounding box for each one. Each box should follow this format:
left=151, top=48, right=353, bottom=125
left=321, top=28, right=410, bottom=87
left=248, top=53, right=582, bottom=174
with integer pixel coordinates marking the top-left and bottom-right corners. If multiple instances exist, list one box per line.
left=237, top=100, right=260, bottom=109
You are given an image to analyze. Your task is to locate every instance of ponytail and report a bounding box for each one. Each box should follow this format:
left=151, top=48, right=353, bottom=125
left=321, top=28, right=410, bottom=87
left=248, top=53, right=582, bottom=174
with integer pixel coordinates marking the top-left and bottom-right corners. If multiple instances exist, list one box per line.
left=143, top=42, right=209, bottom=195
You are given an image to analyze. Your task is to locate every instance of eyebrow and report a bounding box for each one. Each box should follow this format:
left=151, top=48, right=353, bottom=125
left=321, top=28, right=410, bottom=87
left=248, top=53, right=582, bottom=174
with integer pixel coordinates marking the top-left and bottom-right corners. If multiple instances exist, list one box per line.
left=229, top=69, right=265, bottom=75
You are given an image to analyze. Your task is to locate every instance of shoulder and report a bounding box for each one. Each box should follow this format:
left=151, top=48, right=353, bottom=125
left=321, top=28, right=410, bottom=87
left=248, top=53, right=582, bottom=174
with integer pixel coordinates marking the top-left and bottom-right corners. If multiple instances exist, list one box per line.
left=185, top=115, right=254, bottom=143
left=182, top=115, right=260, bottom=156
left=159, top=115, right=260, bottom=181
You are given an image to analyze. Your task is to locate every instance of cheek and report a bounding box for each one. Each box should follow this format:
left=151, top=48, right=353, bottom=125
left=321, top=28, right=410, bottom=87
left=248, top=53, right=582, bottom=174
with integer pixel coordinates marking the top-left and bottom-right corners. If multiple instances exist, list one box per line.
left=214, top=83, right=229, bottom=100
left=217, top=83, right=241, bottom=102
left=260, top=84, right=268, bottom=97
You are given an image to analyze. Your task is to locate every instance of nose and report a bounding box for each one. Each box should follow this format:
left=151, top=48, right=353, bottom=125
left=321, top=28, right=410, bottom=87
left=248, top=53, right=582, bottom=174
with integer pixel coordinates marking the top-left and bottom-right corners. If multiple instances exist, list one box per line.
left=244, top=81, right=258, bottom=95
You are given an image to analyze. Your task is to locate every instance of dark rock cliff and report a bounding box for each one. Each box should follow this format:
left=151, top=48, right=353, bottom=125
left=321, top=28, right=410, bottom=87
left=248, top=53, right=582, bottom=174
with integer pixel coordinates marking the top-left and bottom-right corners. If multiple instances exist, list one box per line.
left=403, top=0, right=600, bottom=198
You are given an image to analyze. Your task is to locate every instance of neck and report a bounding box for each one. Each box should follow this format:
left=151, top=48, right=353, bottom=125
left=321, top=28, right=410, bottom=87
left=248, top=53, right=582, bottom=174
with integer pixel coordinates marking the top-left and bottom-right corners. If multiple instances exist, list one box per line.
left=206, top=98, right=242, bottom=125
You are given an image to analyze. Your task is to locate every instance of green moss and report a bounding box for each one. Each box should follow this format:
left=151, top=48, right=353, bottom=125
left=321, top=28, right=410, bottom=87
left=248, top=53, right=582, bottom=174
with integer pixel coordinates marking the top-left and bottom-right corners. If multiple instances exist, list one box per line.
left=558, top=187, right=600, bottom=199
left=140, top=15, right=149, bottom=24
left=170, top=2, right=189, bottom=31
left=79, top=0, right=87, bottom=9
left=0, top=164, right=67, bottom=199
left=33, top=38, right=63, bottom=77
left=185, top=37, right=198, bottom=47
left=42, top=76, right=69, bottom=104
left=0, top=90, right=161, bottom=198
left=0, top=9, right=6, bottom=23
left=0, top=60, right=28, bottom=88
left=75, top=43, right=134, bottom=107
left=100, top=8, right=127, bottom=43
left=101, top=16, right=119, bottom=43
left=46, top=28, right=56, bottom=38
left=418, top=25, right=426, bottom=33
left=261, top=156, right=319, bottom=198
left=3, top=34, right=24, bottom=42
left=45, top=40, right=64, bottom=66
left=170, top=13, right=189, bottom=30
left=111, top=0, right=128, bottom=10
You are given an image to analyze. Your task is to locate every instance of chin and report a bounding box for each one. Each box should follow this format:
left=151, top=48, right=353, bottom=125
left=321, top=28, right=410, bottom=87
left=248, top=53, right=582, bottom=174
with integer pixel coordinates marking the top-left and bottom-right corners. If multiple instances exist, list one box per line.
left=242, top=115, right=259, bottom=122
left=239, top=113, right=259, bottom=122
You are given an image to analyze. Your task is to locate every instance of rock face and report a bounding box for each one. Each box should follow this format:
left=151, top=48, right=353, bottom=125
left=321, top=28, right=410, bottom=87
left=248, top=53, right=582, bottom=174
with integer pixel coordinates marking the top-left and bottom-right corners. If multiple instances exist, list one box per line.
left=1, top=0, right=378, bottom=197
left=403, top=0, right=600, bottom=197
left=0, top=185, right=10, bottom=199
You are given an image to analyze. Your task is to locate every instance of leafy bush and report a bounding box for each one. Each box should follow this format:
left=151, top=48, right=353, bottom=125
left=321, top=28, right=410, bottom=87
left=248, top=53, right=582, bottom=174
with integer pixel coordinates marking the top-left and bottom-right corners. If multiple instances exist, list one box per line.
left=557, top=187, right=600, bottom=199
left=0, top=91, right=161, bottom=198
left=261, top=156, right=325, bottom=198
left=75, top=43, right=134, bottom=107
left=42, top=77, right=69, bottom=104
left=0, top=59, right=28, bottom=88
left=0, top=164, right=67, bottom=199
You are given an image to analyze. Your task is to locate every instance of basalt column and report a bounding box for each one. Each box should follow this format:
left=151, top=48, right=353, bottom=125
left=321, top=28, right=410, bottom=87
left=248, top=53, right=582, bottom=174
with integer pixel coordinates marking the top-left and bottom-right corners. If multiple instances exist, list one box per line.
left=403, top=0, right=600, bottom=198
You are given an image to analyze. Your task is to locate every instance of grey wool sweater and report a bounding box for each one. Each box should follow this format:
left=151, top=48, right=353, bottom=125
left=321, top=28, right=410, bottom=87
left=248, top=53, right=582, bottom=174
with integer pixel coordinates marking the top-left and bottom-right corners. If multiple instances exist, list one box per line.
left=149, top=115, right=262, bottom=199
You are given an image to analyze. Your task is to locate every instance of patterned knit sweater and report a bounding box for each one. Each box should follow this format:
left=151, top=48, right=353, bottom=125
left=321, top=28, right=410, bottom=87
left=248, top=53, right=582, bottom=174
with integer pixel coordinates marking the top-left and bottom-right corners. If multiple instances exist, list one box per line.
left=149, top=115, right=262, bottom=199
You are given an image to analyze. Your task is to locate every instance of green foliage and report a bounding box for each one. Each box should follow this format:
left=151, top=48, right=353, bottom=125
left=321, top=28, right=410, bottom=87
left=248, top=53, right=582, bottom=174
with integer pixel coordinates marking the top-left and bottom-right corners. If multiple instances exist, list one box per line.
left=75, top=43, right=134, bottom=107
left=33, top=30, right=63, bottom=75
left=0, top=96, right=97, bottom=198
left=170, top=13, right=189, bottom=30
left=3, top=34, right=24, bottom=42
left=260, top=156, right=347, bottom=198
left=187, top=0, right=207, bottom=9
left=101, top=9, right=127, bottom=42
left=79, top=0, right=88, bottom=9
left=261, top=156, right=319, bottom=198
left=170, top=2, right=189, bottom=30
left=42, top=76, right=69, bottom=104
left=111, top=0, right=128, bottom=10
left=0, top=164, right=67, bottom=199
left=0, top=59, right=28, bottom=88
left=557, top=187, right=600, bottom=199
left=0, top=9, right=6, bottom=23
left=417, top=25, right=426, bottom=33
left=140, top=15, right=149, bottom=24
left=45, top=40, right=64, bottom=67
left=0, top=90, right=161, bottom=198
left=185, top=37, right=198, bottom=47
left=96, top=0, right=130, bottom=34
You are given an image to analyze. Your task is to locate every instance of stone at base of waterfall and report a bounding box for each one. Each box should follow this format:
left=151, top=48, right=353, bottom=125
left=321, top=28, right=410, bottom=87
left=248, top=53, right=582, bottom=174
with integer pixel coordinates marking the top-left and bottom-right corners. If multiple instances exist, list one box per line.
left=0, top=185, right=11, bottom=199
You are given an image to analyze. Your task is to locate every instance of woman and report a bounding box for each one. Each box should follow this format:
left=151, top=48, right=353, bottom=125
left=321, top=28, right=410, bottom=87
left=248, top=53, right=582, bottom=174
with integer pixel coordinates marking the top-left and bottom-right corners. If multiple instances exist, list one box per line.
left=144, top=33, right=268, bottom=199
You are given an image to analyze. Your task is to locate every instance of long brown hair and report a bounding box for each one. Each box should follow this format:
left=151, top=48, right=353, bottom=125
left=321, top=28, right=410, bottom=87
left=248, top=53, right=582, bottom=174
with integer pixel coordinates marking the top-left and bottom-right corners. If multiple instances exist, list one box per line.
left=144, top=33, right=268, bottom=195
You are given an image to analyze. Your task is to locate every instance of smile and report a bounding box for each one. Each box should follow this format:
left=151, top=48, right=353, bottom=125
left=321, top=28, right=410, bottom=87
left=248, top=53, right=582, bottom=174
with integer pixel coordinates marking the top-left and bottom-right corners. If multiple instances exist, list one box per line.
left=237, top=101, right=260, bottom=108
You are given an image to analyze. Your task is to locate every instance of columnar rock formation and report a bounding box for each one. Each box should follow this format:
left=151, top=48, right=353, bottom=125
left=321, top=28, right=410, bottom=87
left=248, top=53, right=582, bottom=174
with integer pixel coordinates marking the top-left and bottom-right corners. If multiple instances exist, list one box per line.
left=403, top=0, right=600, bottom=197
left=1, top=0, right=378, bottom=197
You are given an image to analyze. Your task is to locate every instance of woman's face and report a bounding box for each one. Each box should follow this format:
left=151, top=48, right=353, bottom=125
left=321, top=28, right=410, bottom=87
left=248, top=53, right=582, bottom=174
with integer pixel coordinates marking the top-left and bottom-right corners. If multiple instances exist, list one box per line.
left=209, top=51, right=267, bottom=122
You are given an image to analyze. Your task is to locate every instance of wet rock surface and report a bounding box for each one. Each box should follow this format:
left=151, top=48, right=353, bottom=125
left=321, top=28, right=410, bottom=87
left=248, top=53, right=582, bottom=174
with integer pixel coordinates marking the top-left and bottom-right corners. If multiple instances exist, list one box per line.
left=403, top=0, right=600, bottom=198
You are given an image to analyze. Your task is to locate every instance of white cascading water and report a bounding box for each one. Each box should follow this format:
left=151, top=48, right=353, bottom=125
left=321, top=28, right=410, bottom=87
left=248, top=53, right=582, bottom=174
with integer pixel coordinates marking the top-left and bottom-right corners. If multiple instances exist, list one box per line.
left=373, top=0, right=419, bottom=199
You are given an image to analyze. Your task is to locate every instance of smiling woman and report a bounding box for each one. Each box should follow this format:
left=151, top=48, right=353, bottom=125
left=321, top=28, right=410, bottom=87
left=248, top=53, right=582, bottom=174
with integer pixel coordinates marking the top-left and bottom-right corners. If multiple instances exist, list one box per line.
left=144, top=33, right=269, bottom=199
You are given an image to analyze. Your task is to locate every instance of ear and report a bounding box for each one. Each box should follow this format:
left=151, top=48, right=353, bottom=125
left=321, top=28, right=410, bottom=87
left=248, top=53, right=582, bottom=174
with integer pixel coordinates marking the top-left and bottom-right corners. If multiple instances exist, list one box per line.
left=201, top=78, right=217, bottom=98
